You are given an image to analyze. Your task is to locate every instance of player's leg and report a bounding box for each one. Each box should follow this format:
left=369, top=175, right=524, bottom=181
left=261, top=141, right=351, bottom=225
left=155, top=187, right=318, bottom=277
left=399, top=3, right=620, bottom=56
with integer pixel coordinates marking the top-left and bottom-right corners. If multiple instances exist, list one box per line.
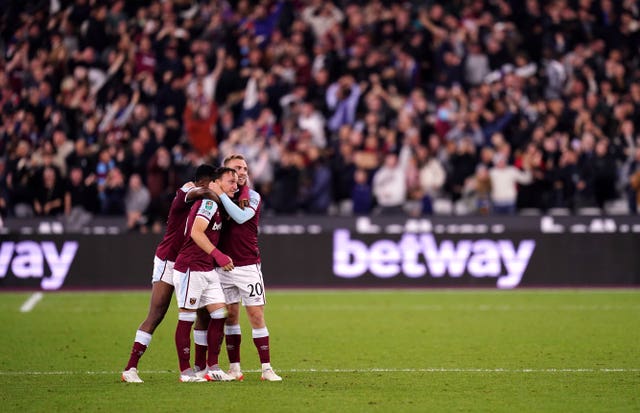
left=224, top=302, right=243, bottom=379
left=218, top=267, right=244, bottom=380
left=174, top=269, right=206, bottom=382
left=238, top=264, right=282, bottom=381
left=193, top=308, right=210, bottom=376
left=245, top=305, right=281, bottom=381
left=123, top=258, right=175, bottom=382
left=201, top=273, right=234, bottom=382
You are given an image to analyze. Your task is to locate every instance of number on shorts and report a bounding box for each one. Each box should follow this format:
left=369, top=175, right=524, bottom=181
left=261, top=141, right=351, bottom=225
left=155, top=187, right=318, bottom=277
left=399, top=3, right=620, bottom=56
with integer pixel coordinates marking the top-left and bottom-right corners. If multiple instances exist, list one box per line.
left=248, top=282, right=263, bottom=297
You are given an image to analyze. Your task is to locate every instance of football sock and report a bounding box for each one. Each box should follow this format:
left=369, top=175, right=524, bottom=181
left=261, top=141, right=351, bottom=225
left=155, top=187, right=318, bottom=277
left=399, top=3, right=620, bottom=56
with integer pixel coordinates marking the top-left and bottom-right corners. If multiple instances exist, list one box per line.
left=252, top=327, right=270, bottom=364
left=175, top=312, right=196, bottom=372
left=125, top=330, right=152, bottom=370
left=193, top=329, right=208, bottom=371
left=225, top=324, right=242, bottom=364
left=207, top=308, right=226, bottom=367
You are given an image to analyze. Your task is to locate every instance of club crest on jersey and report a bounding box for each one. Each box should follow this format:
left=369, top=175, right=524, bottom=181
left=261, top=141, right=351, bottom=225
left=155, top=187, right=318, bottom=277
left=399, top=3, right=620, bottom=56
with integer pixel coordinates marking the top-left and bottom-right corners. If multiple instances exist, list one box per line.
left=189, top=298, right=197, bottom=305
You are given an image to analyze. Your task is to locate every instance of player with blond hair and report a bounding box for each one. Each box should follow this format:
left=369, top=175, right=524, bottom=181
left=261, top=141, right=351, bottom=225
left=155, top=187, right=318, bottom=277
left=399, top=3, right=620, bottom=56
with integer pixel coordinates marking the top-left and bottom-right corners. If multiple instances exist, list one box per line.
left=210, top=154, right=282, bottom=381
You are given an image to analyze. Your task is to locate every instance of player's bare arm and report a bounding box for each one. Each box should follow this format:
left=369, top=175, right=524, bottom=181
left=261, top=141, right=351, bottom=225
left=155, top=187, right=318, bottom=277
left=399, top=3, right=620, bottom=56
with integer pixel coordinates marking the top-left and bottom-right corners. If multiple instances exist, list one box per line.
left=191, top=216, right=234, bottom=271
left=186, top=186, right=221, bottom=204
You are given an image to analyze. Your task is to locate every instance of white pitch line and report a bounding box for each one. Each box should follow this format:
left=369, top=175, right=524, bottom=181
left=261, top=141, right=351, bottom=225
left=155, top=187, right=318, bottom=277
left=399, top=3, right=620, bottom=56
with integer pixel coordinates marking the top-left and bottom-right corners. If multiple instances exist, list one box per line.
left=19, top=292, right=43, bottom=313
left=0, top=368, right=638, bottom=376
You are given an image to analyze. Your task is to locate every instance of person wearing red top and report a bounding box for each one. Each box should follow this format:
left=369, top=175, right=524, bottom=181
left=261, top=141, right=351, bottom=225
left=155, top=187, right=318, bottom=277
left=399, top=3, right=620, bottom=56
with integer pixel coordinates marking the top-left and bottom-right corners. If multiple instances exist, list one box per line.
left=172, top=167, right=238, bottom=383
left=122, top=164, right=217, bottom=383
left=211, top=154, right=282, bottom=382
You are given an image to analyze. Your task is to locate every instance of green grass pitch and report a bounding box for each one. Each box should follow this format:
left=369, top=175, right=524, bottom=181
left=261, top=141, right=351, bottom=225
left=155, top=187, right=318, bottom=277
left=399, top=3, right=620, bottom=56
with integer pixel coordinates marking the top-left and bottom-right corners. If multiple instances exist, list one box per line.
left=0, top=289, right=638, bottom=412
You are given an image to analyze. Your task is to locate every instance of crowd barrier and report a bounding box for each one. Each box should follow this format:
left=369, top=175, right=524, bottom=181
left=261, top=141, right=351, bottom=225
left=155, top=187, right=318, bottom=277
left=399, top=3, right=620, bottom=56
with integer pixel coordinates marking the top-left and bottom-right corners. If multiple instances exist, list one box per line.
left=1, top=216, right=638, bottom=290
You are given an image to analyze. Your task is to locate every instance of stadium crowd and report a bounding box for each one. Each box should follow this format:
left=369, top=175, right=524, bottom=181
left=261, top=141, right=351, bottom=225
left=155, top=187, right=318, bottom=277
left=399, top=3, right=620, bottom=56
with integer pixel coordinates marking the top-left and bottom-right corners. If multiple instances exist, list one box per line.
left=1, top=0, right=640, bottom=231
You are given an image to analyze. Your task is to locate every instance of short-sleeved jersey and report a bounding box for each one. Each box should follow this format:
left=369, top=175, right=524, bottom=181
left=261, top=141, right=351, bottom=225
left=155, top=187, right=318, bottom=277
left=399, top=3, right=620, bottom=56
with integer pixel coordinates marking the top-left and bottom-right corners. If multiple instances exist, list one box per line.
left=154, top=185, right=195, bottom=261
left=174, top=199, right=223, bottom=272
left=218, top=188, right=261, bottom=266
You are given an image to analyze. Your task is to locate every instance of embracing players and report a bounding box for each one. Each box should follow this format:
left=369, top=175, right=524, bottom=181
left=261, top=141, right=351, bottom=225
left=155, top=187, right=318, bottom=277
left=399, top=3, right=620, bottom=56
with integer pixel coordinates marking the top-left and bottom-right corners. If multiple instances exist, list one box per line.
left=122, top=164, right=218, bottom=383
left=172, top=167, right=238, bottom=382
left=211, top=154, right=282, bottom=382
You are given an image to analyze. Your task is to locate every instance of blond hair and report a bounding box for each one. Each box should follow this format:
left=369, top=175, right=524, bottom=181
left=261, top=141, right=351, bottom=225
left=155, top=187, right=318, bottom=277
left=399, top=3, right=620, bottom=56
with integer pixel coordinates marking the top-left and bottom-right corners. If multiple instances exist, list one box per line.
left=222, top=154, right=246, bottom=165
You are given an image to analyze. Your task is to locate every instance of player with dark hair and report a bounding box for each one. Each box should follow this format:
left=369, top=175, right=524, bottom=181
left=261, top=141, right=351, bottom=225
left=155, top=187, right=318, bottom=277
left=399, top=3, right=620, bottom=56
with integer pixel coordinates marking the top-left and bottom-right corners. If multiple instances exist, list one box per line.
left=122, top=164, right=218, bottom=383
left=172, top=167, right=238, bottom=382
left=211, top=154, right=282, bottom=381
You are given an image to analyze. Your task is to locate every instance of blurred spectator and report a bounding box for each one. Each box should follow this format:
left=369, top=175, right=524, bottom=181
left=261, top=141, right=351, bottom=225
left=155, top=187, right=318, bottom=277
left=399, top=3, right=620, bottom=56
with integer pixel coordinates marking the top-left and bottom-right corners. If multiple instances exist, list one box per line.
left=489, top=153, right=533, bottom=215
left=445, top=138, right=477, bottom=206
left=51, top=130, right=75, bottom=176
left=101, top=167, right=126, bottom=215
left=298, top=101, right=326, bottom=149
left=326, top=75, right=361, bottom=133
left=299, top=146, right=332, bottom=214
left=145, top=146, right=175, bottom=232
left=516, top=143, right=553, bottom=212
left=551, top=149, right=579, bottom=212
left=0, top=159, right=8, bottom=219
left=351, top=168, right=373, bottom=215
left=372, top=149, right=410, bottom=215
left=64, top=166, right=98, bottom=231
left=183, top=48, right=225, bottom=157
left=124, top=173, right=150, bottom=232
left=270, top=150, right=300, bottom=214
left=591, top=139, right=618, bottom=210
left=462, top=164, right=492, bottom=215
left=5, top=140, right=35, bottom=217
left=302, top=1, right=344, bottom=41
left=628, top=148, right=640, bottom=214
left=418, top=147, right=446, bottom=215
left=95, top=147, right=116, bottom=191
left=33, top=166, right=64, bottom=216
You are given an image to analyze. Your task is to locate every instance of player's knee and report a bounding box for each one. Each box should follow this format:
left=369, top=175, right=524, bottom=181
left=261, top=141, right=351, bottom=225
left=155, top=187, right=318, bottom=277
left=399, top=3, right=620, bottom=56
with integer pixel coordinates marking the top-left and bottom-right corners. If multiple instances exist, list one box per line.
left=210, top=307, right=227, bottom=319
left=225, top=305, right=240, bottom=323
left=226, top=311, right=239, bottom=324
left=248, top=312, right=265, bottom=328
left=250, top=319, right=265, bottom=329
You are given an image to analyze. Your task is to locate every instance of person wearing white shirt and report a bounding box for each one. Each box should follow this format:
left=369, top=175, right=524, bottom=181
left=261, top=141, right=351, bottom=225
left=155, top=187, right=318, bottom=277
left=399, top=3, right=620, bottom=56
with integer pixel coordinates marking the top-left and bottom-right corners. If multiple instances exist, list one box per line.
left=488, top=154, right=532, bottom=214
left=372, top=145, right=411, bottom=215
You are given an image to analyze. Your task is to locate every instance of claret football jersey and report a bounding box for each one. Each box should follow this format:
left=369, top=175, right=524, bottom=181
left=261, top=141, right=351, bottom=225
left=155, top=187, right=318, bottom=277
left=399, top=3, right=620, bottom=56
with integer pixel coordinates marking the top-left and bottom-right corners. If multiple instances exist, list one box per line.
left=174, top=199, right=223, bottom=272
left=218, top=188, right=262, bottom=267
left=154, top=184, right=196, bottom=262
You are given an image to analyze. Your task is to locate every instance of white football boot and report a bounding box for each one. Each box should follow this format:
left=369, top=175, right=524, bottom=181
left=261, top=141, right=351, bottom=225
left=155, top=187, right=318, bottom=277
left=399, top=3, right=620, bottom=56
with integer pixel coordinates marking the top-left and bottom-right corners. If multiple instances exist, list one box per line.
left=121, top=368, right=143, bottom=383
left=227, top=366, right=244, bottom=381
left=261, top=367, right=283, bottom=382
left=179, top=368, right=207, bottom=382
left=204, top=366, right=235, bottom=382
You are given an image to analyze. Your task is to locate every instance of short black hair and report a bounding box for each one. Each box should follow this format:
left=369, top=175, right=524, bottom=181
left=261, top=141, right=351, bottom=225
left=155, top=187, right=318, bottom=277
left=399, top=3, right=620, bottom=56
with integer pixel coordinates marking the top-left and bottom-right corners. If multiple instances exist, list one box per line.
left=194, top=164, right=217, bottom=182
left=214, top=166, right=237, bottom=180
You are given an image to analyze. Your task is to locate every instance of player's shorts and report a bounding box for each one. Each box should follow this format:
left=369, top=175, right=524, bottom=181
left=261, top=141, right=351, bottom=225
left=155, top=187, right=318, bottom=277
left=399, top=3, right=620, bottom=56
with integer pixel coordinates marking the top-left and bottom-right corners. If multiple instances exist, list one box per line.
left=174, top=269, right=225, bottom=310
left=216, top=263, right=266, bottom=307
left=151, top=256, right=175, bottom=286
